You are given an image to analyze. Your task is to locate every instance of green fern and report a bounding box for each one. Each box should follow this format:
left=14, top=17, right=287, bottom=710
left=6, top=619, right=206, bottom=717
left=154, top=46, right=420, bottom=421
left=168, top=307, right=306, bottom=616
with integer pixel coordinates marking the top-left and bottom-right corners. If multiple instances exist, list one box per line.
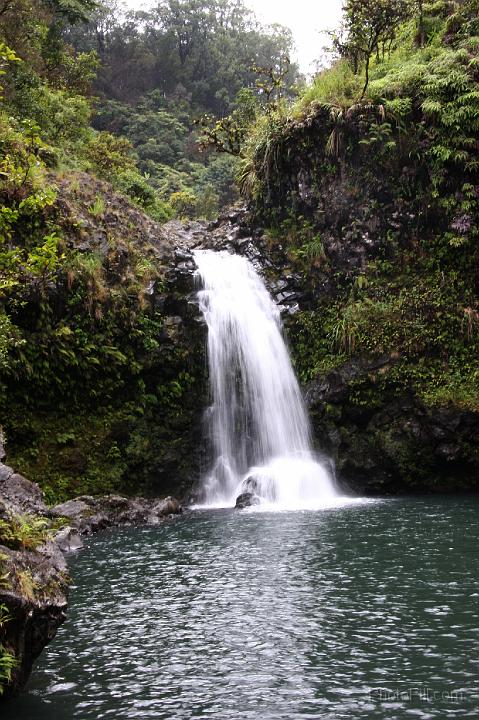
left=0, top=514, right=49, bottom=551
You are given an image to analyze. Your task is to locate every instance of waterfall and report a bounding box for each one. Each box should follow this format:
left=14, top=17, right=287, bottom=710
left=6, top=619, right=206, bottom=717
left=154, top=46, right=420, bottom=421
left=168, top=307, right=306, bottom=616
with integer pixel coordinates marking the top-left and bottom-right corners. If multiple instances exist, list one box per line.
left=194, top=249, right=338, bottom=510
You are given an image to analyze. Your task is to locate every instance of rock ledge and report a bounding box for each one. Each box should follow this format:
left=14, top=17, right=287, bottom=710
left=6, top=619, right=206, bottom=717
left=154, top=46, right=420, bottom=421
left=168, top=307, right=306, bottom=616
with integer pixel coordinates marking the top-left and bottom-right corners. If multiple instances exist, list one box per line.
left=0, top=458, right=182, bottom=699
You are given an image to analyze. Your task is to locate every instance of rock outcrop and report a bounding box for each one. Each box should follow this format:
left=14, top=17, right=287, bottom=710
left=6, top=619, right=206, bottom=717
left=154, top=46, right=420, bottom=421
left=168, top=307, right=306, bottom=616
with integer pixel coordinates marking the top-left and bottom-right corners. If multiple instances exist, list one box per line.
left=305, top=360, right=479, bottom=494
left=0, top=466, right=48, bottom=516
left=49, top=494, right=182, bottom=536
left=0, top=538, right=69, bottom=699
left=0, top=455, right=182, bottom=699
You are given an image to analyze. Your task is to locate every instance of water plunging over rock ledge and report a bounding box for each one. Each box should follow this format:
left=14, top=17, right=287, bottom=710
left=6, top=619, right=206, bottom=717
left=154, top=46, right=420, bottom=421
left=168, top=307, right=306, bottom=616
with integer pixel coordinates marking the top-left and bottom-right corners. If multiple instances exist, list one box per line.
left=193, top=248, right=338, bottom=510
left=169, top=211, right=479, bottom=496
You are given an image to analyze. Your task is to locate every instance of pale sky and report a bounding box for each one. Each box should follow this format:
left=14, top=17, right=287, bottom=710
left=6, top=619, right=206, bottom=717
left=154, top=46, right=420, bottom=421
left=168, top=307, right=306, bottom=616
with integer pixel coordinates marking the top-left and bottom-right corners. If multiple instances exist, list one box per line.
left=245, top=0, right=343, bottom=74
left=125, top=0, right=344, bottom=75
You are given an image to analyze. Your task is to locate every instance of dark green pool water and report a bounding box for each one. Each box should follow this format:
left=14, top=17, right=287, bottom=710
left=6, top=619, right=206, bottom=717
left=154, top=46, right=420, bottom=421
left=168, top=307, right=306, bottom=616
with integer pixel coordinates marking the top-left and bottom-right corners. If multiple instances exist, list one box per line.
left=5, top=497, right=479, bottom=719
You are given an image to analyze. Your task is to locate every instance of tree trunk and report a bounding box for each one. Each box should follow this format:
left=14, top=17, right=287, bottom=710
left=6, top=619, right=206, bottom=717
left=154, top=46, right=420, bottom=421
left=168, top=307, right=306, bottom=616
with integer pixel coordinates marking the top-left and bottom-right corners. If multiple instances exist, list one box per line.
left=417, top=0, right=425, bottom=47
left=361, top=53, right=370, bottom=98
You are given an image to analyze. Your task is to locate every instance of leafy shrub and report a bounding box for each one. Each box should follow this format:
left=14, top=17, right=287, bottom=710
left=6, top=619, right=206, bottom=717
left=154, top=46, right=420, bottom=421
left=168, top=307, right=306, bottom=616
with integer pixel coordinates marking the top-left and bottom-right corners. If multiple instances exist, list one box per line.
left=170, top=190, right=199, bottom=218
left=0, top=313, right=24, bottom=371
left=10, top=72, right=91, bottom=154
left=85, top=132, right=136, bottom=180
left=116, top=169, right=175, bottom=222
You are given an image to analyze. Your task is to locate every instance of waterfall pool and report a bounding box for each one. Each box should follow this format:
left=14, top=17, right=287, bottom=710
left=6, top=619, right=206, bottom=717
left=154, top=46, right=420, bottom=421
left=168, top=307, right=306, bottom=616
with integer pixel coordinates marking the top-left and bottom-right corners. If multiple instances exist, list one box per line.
left=6, top=496, right=479, bottom=719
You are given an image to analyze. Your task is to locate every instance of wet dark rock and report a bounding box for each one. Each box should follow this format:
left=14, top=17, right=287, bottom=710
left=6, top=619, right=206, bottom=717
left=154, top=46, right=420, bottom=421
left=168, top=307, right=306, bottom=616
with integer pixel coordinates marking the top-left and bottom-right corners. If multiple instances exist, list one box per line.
left=174, top=247, right=194, bottom=262
left=0, top=470, right=47, bottom=515
left=0, top=463, right=13, bottom=483
left=163, top=296, right=191, bottom=318
left=0, top=453, right=183, bottom=700
left=234, top=235, right=253, bottom=250
left=176, top=260, right=196, bottom=274
left=50, top=498, right=91, bottom=522
left=275, top=290, right=299, bottom=303
left=280, top=301, right=300, bottom=315
left=0, top=540, right=69, bottom=699
left=0, top=499, right=10, bottom=522
left=270, top=279, right=288, bottom=294
left=52, top=526, right=84, bottom=553
left=165, top=265, right=197, bottom=294
left=306, top=361, right=479, bottom=494
left=50, top=493, right=182, bottom=535
left=235, top=492, right=261, bottom=509
left=150, top=496, right=182, bottom=518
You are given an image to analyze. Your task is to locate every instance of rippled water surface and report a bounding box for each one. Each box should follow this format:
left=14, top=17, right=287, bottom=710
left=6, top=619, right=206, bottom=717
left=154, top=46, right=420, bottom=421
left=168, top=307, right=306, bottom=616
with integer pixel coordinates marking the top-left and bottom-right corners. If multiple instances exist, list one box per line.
left=6, top=497, right=479, bottom=719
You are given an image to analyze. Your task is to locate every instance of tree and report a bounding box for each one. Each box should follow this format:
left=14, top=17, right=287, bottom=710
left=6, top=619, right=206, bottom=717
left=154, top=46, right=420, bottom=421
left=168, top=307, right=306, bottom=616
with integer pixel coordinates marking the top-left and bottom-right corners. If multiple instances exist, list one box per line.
left=58, top=0, right=300, bottom=209
left=251, top=54, right=291, bottom=111
left=334, top=0, right=411, bottom=96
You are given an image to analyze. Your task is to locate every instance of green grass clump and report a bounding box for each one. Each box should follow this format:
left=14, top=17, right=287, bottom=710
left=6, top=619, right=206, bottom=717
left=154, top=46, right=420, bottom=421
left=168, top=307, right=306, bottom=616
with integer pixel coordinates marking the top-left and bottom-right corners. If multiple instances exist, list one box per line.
left=295, top=61, right=363, bottom=113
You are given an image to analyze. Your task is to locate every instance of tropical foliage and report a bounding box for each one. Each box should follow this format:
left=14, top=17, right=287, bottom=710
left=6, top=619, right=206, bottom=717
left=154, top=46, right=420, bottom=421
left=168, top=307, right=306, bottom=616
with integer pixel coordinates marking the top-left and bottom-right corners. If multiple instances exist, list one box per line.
left=236, top=0, right=479, bottom=413
left=63, top=0, right=300, bottom=214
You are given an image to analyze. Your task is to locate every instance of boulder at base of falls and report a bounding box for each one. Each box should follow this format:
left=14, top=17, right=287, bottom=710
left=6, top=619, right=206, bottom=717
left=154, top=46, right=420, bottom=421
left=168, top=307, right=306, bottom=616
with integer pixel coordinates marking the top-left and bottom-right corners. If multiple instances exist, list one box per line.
left=235, top=492, right=261, bottom=509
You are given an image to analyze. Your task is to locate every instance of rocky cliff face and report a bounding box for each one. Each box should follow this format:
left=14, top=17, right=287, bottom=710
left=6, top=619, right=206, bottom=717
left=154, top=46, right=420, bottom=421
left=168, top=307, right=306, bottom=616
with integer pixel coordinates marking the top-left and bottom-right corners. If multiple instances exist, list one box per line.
left=305, top=361, right=479, bottom=494
left=233, top=101, right=479, bottom=494
left=0, top=465, right=69, bottom=699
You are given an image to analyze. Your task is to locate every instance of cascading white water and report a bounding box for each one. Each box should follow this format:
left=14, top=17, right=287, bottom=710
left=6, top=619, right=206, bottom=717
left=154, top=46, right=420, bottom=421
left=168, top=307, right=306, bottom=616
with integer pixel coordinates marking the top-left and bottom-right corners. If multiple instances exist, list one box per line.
left=194, top=248, right=339, bottom=510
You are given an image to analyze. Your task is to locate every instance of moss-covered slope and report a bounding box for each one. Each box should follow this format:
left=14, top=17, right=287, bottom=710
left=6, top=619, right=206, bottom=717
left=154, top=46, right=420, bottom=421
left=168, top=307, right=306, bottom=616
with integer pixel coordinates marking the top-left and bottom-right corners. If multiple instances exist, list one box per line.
left=1, top=171, right=207, bottom=504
